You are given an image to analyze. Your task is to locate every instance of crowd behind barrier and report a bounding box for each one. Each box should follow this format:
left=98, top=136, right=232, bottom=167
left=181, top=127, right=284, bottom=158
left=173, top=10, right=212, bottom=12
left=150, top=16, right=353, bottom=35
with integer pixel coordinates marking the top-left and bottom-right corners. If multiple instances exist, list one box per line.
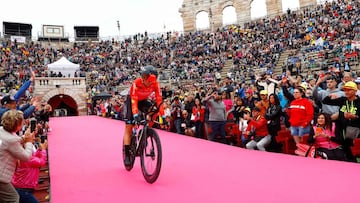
left=92, top=0, right=360, bottom=162
left=0, top=0, right=360, bottom=201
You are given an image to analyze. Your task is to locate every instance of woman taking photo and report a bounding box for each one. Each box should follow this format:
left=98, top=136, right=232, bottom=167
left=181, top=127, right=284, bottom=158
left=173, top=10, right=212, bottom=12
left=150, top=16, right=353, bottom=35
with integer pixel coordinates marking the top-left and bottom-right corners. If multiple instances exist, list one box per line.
left=307, top=113, right=346, bottom=161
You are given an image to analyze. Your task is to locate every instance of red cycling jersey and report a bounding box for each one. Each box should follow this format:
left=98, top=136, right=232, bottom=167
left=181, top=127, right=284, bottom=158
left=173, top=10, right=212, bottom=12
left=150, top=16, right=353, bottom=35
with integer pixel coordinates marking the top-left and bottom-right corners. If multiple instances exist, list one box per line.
left=129, top=74, right=162, bottom=115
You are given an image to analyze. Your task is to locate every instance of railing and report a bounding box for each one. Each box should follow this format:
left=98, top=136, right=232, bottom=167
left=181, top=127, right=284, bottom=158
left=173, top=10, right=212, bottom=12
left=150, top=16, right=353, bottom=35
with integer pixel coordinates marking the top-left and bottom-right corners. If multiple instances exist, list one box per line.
left=35, top=77, right=86, bottom=87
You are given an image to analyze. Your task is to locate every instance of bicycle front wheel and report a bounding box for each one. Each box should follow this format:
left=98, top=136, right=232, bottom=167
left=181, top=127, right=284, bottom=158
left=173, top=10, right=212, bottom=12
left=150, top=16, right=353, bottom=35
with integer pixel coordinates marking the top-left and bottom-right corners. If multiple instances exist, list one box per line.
left=140, top=128, right=162, bottom=183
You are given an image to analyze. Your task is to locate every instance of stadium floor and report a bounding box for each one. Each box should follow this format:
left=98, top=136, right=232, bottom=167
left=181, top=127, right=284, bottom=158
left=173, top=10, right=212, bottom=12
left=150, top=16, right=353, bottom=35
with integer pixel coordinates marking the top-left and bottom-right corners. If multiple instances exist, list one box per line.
left=48, top=116, right=360, bottom=203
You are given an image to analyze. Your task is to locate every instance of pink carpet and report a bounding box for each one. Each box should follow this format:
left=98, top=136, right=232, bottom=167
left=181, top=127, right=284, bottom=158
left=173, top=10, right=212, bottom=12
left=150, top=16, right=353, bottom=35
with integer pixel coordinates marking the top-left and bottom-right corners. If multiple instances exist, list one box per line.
left=48, top=116, right=360, bottom=203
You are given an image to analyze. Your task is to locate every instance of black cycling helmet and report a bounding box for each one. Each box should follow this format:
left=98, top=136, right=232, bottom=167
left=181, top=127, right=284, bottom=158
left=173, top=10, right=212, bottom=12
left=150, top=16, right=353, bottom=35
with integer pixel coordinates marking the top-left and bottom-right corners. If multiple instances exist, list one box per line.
left=140, top=65, right=158, bottom=77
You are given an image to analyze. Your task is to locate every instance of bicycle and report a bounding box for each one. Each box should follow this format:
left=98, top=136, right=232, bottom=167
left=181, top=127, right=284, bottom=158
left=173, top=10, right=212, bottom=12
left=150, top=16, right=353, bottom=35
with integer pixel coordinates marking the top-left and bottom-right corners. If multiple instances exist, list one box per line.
left=122, top=100, right=163, bottom=184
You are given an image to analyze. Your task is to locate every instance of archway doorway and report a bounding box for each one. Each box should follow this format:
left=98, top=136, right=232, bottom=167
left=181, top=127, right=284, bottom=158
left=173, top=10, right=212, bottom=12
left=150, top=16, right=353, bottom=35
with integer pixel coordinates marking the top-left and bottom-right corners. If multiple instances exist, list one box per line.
left=222, top=6, right=237, bottom=26
left=196, top=11, right=210, bottom=31
left=47, top=94, right=79, bottom=116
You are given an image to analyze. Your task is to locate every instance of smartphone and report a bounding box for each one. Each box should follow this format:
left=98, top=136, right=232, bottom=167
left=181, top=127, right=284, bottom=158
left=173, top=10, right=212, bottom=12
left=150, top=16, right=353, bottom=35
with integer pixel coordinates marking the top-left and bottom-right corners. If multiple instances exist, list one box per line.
left=30, top=118, right=37, bottom=133
left=40, top=135, right=47, bottom=144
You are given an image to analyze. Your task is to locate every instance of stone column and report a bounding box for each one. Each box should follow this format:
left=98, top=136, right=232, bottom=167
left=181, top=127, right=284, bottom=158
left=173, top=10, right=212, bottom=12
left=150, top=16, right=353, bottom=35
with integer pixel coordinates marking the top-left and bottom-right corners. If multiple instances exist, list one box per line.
left=179, top=0, right=196, bottom=33
left=211, top=6, right=223, bottom=32
left=299, top=0, right=317, bottom=8
left=266, top=0, right=283, bottom=18
left=236, top=0, right=252, bottom=27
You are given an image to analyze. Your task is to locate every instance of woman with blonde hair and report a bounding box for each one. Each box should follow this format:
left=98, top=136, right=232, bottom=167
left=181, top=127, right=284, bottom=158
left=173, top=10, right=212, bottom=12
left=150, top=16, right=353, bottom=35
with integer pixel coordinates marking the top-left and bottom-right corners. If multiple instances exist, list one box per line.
left=0, top=110, right=34, bottom=202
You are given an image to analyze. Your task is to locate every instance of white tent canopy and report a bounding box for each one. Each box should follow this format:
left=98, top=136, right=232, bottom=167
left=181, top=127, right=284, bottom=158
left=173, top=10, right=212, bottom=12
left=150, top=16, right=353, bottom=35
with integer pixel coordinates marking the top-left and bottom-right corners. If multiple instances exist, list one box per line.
left=47, top=57, right=80, bottom=77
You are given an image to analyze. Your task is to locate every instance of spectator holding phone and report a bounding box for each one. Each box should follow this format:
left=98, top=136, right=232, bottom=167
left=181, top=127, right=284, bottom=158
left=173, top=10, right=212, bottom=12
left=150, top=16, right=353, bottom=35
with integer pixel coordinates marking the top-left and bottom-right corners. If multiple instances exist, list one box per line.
left=204, top=89, right=227, bottom=143
left=0, top=110, right=34, bottom=202
left=12, top=139, right=48, bottom=203
left=307, top=113, right=346, bottom=161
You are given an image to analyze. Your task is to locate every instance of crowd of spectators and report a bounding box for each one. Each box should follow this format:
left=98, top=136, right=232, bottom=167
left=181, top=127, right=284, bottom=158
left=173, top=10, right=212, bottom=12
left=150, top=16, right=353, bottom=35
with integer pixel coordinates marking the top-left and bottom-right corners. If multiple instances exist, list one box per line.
left=95, top=0, right=360, bottom=163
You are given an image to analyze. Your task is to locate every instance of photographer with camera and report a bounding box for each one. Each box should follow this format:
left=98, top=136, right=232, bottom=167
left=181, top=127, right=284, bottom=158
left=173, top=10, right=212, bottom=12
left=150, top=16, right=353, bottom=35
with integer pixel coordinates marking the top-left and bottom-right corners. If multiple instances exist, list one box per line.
left=244, top=107, right=271, bottom=151
left=170, top=96, right=184, bottom=134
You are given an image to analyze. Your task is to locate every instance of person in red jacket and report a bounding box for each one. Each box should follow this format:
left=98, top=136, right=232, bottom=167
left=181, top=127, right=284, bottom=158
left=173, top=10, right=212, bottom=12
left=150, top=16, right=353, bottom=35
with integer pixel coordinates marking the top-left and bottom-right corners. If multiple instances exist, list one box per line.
left=122, top=65, right=162, bottom=167
left=244, top=107, right=271, bottom=151
left=287, top=86, right=314, bottom=144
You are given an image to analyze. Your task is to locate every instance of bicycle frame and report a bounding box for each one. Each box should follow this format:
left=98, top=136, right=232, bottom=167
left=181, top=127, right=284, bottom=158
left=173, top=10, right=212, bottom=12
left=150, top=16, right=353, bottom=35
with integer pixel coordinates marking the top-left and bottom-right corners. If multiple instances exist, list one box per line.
left=134, top=121, right=148, bottom=157
left=133, top=102, right=158, bottom=156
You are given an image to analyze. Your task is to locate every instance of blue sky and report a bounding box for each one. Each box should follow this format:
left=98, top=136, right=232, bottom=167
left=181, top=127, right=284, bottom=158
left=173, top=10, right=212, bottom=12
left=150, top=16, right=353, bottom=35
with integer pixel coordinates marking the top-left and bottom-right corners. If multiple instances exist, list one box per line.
left=0, top=0, right=325, bottom=40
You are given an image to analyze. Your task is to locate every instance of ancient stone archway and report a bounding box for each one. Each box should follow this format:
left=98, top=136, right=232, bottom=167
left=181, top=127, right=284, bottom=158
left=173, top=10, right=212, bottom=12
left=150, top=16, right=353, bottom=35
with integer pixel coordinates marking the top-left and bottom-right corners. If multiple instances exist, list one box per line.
left=34, top=77, right=88, bottom=116
left=41, top=87, right=87, bottom=116
left=179, top=0, right=317, bottom=33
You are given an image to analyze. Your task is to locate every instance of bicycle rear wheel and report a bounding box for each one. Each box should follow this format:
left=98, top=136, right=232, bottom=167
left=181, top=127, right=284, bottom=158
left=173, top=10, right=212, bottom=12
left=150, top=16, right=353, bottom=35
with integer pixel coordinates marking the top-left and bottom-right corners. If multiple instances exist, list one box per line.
left=122, top=136, right=136, bottom=171
left=140, top=128, right=162, bottom=183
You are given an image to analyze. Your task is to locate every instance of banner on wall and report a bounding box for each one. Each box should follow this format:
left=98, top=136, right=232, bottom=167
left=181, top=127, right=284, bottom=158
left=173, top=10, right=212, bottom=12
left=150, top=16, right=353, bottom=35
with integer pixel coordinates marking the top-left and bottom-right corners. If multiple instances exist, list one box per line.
left=10, top=36, right=26, bottom=43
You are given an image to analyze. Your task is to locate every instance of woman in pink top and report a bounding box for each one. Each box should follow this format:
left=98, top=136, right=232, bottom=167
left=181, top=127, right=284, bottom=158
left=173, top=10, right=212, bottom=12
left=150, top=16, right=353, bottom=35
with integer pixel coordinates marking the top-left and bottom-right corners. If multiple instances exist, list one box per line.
left=12, top=140, right=48, bottom=203
left=307, top=113, right=346, bottom=161
left=220, top=89, right=233, bottom=120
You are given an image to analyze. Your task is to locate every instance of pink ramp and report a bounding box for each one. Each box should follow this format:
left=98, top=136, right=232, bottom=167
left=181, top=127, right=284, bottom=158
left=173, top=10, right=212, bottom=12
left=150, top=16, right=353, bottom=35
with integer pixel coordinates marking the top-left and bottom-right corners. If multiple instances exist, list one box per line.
left=48, top=116, right=360, bottom=203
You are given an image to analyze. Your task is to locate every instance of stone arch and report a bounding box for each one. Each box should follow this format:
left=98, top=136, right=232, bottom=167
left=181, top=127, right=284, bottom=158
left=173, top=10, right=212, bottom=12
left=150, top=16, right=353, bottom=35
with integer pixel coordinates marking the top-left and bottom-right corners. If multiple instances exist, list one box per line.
left=42, top=88, right=82, bottom=105
left=180, top=0, right=317, bottom=33
left=195, top=10, right=210, bottom=30
left=222, top=5, right=237, bottom=26
left=41, top=87, right=87, bottom=116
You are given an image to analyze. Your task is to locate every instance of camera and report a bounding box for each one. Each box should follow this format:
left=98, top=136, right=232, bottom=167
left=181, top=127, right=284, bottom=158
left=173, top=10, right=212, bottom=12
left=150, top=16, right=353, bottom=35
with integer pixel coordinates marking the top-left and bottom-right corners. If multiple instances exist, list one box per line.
left=30, top=118, right=37, bottom=133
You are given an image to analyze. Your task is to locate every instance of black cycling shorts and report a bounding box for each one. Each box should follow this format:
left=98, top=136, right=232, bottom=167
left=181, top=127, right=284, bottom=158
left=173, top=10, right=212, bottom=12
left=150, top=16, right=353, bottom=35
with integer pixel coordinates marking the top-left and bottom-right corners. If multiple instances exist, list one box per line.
left=123, top=95, right=153, bottom=123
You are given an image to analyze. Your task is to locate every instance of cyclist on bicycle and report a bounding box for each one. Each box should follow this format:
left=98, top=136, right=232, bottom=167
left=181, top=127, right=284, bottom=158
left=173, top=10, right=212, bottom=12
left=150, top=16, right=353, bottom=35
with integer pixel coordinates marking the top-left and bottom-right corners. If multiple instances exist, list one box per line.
left=123, top=65, right=162, bottom=167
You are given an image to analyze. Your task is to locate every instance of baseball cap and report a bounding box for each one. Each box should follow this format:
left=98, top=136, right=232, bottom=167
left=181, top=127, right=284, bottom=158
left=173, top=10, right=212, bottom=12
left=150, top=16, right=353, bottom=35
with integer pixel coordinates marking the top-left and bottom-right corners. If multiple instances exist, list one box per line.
left=300, top=82, right=308, bottom=90
left=244, top=107, right=251, bottom=114
left=342, top=81, right=358, bottom=91
left=1, top=95, right=16, bottom=105
left=260, top=90, right=268, bottom=95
